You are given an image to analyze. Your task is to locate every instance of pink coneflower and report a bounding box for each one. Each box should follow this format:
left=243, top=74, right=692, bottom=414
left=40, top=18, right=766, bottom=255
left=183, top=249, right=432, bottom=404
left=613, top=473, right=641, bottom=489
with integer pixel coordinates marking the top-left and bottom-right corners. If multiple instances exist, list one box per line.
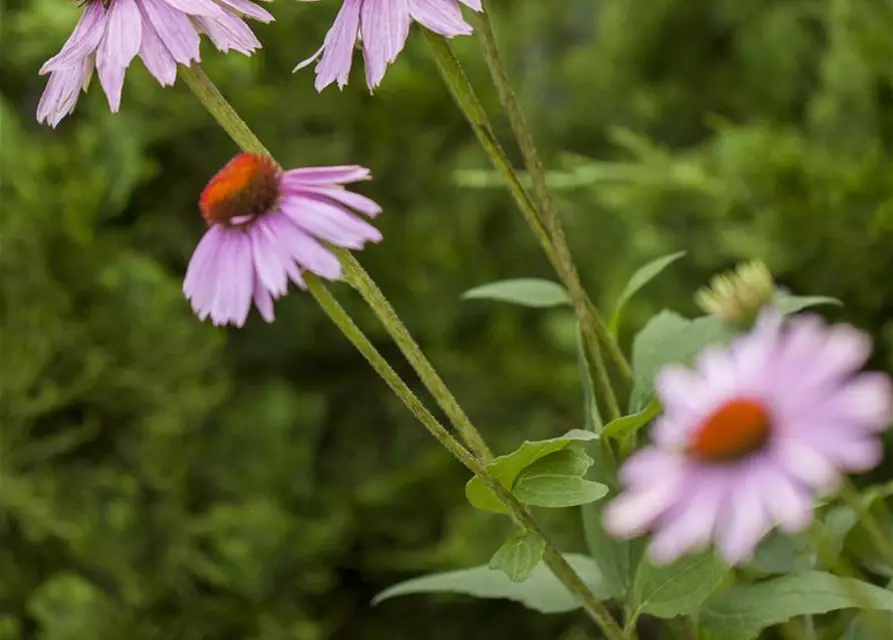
left=184, top=153, right=382, bottom=326
left=37, top=0, right=274, bottom=127
left=604, top=312, right=892, bottom=566
left=295, top=0, right=483, bottom=91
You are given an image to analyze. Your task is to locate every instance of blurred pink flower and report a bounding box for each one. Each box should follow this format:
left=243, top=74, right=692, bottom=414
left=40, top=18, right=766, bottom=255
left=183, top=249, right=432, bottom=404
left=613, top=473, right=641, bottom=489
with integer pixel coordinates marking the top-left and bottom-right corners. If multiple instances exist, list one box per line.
left=37, top=0, right=274, bottom=127
left=604, top=312, right=893, bottom=566
left=184, top=153, right=382, bottom=327
left=295, top=0, right=482, bottom=91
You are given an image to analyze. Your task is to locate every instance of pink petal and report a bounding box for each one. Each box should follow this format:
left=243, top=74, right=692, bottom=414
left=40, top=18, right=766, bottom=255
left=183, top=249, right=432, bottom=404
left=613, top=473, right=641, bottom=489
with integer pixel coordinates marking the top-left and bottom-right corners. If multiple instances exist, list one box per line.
left=139, top=17, right=178, bottom=86
left=280, top=194, right=382, bottom=249
left=195, top=13, right=262, bottom=54
left=280, top=165, right=371, bottom=186
left=360, top=0, right=411, bottom=89
left=408, top=0, right=473, bottom=37
left=310, top=0, right=362, bottom=91
left=140, top=0, right=202, bottom=65
left=37, top=61, right=92, bottom=127
left=215, top=0, right=274, bottom=23
left=97, top=0, right=144, bottom=112
left=40, top=2, right=107, bottom=73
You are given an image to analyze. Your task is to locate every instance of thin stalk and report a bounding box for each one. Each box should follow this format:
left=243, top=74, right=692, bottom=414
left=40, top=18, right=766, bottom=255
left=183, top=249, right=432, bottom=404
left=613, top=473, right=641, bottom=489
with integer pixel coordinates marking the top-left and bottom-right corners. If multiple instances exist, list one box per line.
left=424, top=32, right=624, bottom=421
left=183, top=64, right=622, bottom=638
left=337, top=249, right=492, bottom=460
left=840, top=480, right=893, bottom=569
left=180, top=64, right=270, bottom=157
left=474, top=8, right=632, bottom=390
left=306, top=277, right=624, bottom=640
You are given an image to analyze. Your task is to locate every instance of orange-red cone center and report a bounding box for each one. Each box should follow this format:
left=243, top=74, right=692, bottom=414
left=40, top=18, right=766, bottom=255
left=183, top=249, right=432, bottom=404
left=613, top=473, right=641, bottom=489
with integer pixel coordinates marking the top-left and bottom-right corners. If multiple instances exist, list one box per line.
left=199, top=153, right=280, bottom=224
left=689, top=398, right=771, bottom=462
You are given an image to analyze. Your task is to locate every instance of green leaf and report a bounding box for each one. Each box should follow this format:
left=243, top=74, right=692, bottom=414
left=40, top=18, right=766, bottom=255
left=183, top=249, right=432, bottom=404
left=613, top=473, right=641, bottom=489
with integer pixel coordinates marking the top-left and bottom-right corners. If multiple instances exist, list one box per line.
left=773, top=293, right=842, bottom=316
left=630, top=552, right=728, bottom=620
left=841, top=612, right=893, bottom=640
left=373, top=553, right=611, bottom=613
left=465, top=430, right=598, bottom=514
left=610, top=251, right=686, bottom=333
left=461, top=279, right=571, bottom=308
left=601, top=399, right=661, bottom=440
left=700, top=572, right=893, bottom=640
left=513, top=449, right=608, bottom=509
left=629, top=311, right=736, bottom=412
left=488, top=532, right=546, bottom=582
left=747, top=532, right=813, bottom=574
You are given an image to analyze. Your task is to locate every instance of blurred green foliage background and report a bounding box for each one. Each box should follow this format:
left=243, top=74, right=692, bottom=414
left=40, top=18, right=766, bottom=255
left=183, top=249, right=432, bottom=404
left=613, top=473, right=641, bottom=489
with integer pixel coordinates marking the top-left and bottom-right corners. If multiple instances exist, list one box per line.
left=3, top=0, right=893, bottom=637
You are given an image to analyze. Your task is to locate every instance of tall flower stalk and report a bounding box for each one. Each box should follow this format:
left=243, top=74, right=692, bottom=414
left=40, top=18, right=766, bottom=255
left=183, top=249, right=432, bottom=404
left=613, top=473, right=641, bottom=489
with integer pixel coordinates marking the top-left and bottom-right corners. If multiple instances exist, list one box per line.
left=422, top=31, right=627, bottom=422
left=181, top=63, right=625, bottom=640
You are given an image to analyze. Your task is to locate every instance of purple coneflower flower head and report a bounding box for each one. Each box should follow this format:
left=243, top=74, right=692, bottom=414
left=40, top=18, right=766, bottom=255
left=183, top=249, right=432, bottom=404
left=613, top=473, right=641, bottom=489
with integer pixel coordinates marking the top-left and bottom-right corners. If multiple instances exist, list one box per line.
left=37, top=0, right=274, bottom=127
left=604, top=312, right=892, bottom=566
left=184, top=153, right=383, bottom=327
left=295, top=0, right=483, bottom=92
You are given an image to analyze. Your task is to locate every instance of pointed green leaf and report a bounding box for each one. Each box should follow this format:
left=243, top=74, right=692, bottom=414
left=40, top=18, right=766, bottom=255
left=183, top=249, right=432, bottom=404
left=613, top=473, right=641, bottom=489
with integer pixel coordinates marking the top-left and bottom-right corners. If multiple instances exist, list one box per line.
left=699, top=572, right=893, bottom=640
left=773, top=293, right=842, bottom=316
left=373, top=553, right=611, bottom=613
left=610, top=251, right=686, bottom=333
left=513, top=450, right=608, bottom=509
left=601, top=399, right=661, bottom=440
left=629, top=311, right=736, bottom=412
left=489, top=533, right=546, bottom=582
left=461, top=279, right=571, bottom=308
left=630, top=552, right=728, bottom=620
left=465, top=430, right=598, bottom=514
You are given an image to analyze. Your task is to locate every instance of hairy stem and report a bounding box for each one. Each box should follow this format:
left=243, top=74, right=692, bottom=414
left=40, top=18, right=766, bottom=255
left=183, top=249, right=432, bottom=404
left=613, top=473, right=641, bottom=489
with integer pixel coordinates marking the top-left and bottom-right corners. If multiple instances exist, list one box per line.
left=306, top=276, right=623, bottom=640
left=180, top=65, right=270, bottom=157
left=424, top=32, right=625, bottom=421
left=183, top=63, right=622, bottom=638
left=337, top=249, right=492, bottom=460
left=474, top=8, right=632, bottom=393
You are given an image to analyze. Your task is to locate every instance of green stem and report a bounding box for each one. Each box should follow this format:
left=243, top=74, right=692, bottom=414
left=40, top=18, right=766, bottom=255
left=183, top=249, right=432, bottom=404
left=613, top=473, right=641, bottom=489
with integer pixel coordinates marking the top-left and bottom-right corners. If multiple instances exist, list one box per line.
left=180, top=64, right=270, bottom=157
left=424, top=32, right=625, bottom=421
left=306, top=277, right=623, bottom=640
left=474, top=8, right=632, bottom=393
left=840, top=480, right=893, bottom=569
left=337, top=249, right=492, bottom=460
left=183, top=63, right=623, bottom=639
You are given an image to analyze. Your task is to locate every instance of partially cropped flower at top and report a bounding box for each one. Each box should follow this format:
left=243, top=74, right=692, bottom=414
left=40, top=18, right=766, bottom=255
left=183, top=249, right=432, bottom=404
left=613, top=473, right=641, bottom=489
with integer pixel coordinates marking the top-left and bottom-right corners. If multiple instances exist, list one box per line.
left=37, top=0, right=274, bottom=127
left=184, top=153, right=383, bottom=327
left=295, top=0, right=482, bottom=92
left=604, top=312, right=892, bottom=566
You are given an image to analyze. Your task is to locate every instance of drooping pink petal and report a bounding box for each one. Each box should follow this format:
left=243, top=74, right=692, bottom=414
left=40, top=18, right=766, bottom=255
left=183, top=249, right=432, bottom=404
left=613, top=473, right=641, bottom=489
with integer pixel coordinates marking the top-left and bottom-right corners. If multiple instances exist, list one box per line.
left=280, top=194, right=382, bottom=249
left=290, top=186, right=383, bottom=217
left=40, top=1, right=107, bottom=74
left=361, top=0, right=411, bottom=89
left=96, top=0, right=144, bottom=111
left=215, top=0, right=274, bottom=22
left=195, top=13, right=262, bottom=54
left=314, top=0, right=362, bottom=90
left=37, top=62, right=92, bottom=127
left=139, top=17, right=178, bottom=86
left=408, top=0, right=473, bottom=37
left=140, top=0, right=203, bottom=65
